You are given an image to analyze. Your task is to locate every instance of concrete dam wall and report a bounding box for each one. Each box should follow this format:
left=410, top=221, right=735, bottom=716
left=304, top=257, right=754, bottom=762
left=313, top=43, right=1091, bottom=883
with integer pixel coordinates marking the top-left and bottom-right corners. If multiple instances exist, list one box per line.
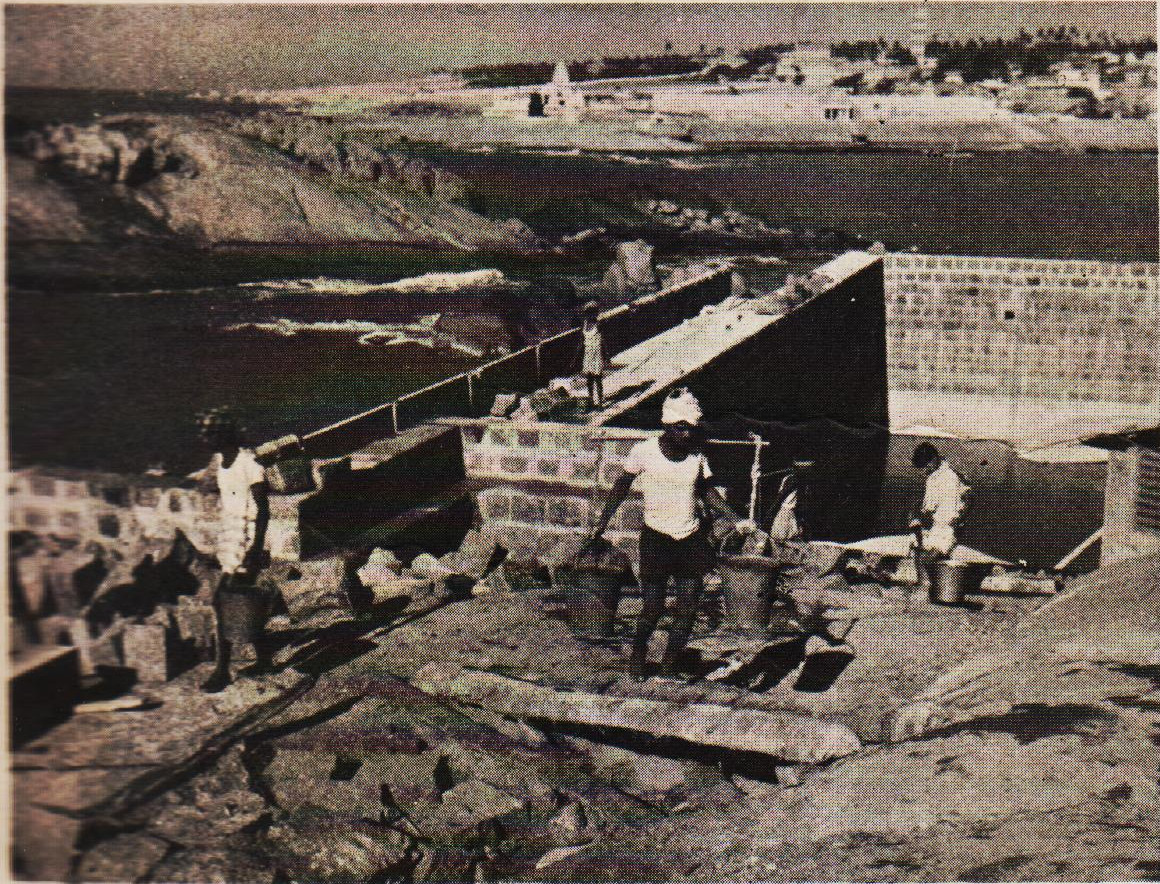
left=462, top=253, right=892, bottom=559
left=885, top=252, right=1160, bottom=447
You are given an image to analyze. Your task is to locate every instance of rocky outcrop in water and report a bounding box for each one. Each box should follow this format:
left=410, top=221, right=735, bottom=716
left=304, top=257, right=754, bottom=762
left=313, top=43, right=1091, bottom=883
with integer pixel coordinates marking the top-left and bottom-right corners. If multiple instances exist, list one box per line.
left=12, top=115, right=540, bottom=251
left=636, top=197, right=792, bottom=242
left=224, top=112, right=471, bottom=203
left=602, top=239, right=656, bottom=294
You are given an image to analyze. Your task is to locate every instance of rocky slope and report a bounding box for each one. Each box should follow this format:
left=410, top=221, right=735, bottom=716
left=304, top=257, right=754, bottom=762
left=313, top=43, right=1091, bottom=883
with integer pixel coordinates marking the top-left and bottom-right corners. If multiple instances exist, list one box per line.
left=11, top=115, right=540, bottom=251
left=14, top=513, right=1159, bottom=883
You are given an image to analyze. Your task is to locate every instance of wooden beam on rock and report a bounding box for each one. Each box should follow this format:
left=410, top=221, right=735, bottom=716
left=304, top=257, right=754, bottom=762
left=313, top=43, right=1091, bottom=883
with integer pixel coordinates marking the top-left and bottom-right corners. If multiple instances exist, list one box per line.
left=412, top=663, right=861, bottom=765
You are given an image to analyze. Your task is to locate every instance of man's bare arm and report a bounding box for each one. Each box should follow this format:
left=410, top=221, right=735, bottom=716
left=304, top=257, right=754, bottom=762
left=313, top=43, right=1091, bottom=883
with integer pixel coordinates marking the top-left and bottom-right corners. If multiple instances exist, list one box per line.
left=590, top=472, right=635, bottom=540
left=696, top=477, right=751, bottom=526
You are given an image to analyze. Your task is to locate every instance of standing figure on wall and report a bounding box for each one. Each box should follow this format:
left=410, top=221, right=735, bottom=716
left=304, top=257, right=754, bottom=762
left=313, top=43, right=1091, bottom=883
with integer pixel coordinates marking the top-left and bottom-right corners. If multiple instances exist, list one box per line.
left=581, top=300, right=606, bottom=408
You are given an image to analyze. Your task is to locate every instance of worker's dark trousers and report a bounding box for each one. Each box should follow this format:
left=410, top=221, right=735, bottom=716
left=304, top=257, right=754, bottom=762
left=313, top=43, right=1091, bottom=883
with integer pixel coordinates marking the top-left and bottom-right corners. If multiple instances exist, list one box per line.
left=632, top=577, right=702, bottom=666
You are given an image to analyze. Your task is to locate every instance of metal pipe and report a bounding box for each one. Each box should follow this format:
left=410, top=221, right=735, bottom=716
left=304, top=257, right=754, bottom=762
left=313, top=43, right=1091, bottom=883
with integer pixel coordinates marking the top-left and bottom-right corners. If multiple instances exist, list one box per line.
left=747, top=432, right=766, bottom=522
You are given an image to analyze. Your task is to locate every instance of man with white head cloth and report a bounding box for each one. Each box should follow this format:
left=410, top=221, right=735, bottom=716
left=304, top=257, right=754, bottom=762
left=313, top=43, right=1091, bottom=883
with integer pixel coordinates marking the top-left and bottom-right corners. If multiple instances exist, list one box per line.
left=589, top=389, right=752, bottom=679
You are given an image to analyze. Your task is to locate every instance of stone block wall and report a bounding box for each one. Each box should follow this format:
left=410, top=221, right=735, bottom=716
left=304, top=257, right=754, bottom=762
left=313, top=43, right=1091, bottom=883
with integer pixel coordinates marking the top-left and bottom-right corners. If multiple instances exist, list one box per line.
left=885, top=254, right=1160, bottom=406
left=8, top=467, right=303, bottom=563
left=463, top=422, right=653, bottom=567
left=9, top=469, right=212, bottom=549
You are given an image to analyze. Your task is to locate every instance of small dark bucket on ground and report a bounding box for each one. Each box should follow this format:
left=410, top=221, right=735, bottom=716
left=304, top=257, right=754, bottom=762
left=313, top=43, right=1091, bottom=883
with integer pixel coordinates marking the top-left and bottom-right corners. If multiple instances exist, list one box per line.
left=562, top=569, right=624, bottom=638
left=719, top=553, right=780, bottom=633
left=931, top=560, right=983, bottom=605
left=218, top=584, right=273, bottom=645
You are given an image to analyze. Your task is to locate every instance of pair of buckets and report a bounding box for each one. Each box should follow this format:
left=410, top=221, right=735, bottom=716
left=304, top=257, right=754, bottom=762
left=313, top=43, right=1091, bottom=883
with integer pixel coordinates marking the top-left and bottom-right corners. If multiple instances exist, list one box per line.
left=566, top=555, right=784, bottom=637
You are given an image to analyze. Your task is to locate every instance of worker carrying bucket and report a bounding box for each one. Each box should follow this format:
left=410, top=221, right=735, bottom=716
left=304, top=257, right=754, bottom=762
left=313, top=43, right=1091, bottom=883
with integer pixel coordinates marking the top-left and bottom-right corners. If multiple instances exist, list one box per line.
left=910, top=442, right=972, bottom=604
left=586, top=388, right=753, bottom=679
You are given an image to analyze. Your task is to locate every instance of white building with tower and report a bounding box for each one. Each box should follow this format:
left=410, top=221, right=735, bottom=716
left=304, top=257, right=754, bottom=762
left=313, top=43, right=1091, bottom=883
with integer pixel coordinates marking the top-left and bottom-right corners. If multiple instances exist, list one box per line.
left=483, top=61, right=585, bottom=121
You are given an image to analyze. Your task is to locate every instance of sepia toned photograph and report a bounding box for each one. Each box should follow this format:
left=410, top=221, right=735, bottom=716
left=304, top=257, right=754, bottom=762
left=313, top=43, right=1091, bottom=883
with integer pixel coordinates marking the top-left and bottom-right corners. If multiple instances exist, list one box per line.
left=5, top=2, right=1159, bottom=881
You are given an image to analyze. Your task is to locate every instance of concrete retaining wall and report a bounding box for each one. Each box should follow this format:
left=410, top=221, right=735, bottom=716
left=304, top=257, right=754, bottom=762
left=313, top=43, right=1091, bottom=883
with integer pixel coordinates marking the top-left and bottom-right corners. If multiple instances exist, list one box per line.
left=885, top=253, right=1160, bottom=442
left=462, top=254, right=892, bottom=556
left=302, top=268, right=733, bottom=457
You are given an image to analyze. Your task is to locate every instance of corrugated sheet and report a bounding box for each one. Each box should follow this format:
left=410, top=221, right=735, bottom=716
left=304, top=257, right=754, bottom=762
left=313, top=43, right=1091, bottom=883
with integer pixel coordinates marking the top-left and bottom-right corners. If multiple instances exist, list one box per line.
left=1136, top=447, right=1160, bottom=534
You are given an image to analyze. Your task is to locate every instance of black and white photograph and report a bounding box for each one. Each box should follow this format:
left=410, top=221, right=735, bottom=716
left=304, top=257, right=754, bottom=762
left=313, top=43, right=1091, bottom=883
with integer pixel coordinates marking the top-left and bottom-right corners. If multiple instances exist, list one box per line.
left=6, top=2, right=1160, bottom=881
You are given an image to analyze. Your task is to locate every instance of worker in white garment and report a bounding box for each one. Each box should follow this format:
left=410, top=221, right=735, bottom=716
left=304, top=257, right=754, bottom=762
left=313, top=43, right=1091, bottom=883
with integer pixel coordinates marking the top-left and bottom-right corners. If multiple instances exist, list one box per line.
left=589, top=389, right=753, bottom=679
left=909, top=442, right=971, bottom=588
left=197, top=409, right=271, bottom=693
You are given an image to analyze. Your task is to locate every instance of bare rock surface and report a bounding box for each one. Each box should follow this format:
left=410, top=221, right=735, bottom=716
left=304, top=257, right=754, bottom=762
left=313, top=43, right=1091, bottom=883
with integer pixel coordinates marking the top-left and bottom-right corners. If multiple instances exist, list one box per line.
left=14, top=552, right=1160, bottom=883
left=12, top=115, right=542, bottom=251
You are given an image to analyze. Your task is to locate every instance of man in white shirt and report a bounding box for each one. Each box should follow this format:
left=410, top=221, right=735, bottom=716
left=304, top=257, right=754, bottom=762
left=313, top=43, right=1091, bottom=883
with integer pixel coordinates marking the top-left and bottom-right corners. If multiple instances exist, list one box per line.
left=589, top=389, right=751, bottom=679
left=910, top=442, right=971, bottom=590
left=197, top=410, right=271, bottom=693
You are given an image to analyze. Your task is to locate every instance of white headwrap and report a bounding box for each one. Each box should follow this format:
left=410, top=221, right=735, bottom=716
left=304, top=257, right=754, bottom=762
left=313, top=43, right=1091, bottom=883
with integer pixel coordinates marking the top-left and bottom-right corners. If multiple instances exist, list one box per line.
left=661, top=388, right=702, bottom=425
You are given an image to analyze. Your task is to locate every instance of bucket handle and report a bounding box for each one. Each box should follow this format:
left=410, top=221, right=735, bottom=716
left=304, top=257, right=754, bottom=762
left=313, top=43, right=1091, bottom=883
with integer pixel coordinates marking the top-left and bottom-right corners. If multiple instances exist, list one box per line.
left=718, top=524, right=751, bottom=556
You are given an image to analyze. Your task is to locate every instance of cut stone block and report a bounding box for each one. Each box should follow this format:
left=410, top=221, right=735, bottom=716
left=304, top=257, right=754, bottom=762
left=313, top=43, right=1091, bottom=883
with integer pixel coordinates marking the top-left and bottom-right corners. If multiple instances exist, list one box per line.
left=122, top=622, right=170, bottom=683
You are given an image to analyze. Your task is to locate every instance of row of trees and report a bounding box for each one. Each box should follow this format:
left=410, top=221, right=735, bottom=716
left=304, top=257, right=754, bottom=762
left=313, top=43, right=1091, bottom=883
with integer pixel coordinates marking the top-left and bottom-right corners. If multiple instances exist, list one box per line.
left=460, top=54, right=705, bottom=89
left=834, top=30, right=1156, bottom=62
left=458, top=30, right=1156, bottom=90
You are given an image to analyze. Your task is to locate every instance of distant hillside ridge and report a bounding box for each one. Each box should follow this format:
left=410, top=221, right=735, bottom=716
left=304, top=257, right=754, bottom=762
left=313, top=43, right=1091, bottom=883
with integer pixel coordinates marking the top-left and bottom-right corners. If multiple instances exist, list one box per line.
left=10, top=114, right=541, bottom=251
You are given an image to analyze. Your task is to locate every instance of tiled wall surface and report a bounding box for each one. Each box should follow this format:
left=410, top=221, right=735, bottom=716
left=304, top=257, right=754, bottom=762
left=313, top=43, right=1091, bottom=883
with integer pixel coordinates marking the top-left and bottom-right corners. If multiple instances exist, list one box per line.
left=885, top=254, right=1160, bottom=406
left=464, top=422, right=652, bottom=565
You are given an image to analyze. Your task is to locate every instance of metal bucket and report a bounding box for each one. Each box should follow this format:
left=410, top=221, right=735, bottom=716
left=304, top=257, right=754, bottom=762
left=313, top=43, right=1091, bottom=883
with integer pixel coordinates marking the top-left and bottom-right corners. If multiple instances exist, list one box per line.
left=719, top=554, right=780, bottom=633
left=931, top=560, right=972, bottom=605
left=561, top=569, right=623, bottom=638
left=218, top=585, right=272, bottom=645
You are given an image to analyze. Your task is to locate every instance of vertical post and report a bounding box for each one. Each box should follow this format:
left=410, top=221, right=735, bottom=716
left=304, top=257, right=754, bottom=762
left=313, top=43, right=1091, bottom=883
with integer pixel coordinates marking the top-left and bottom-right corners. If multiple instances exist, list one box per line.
left=747, top=433, right=765, bottom=523
left=535, top=343, right=543, bottom=384
left=391, top=402, right=399, bottom=436
left=467, top=372, right=475, bottom=410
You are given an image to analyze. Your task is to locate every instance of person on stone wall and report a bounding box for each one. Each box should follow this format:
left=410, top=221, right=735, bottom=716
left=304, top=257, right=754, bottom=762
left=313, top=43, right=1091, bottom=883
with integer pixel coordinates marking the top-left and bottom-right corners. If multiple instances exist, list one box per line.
left=580, top=301, right=605, bottom=408
left=909, top=442, right=971, bottom=591
left=587, top=388, right=753, bottom=679
left=196, top=409, right=272, bottom=693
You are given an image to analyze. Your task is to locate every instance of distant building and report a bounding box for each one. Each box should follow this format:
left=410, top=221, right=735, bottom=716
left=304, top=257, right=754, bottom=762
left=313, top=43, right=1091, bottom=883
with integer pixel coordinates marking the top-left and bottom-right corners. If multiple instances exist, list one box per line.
left=535, top=62, right=584, bottom=121
left=484, top=62, right=584, bottom=121
left=774, top=44, right=846, bottom=88
left=909, top=0, right=930, bottom=68
left=1051, top=62, right=1105, bottom=94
